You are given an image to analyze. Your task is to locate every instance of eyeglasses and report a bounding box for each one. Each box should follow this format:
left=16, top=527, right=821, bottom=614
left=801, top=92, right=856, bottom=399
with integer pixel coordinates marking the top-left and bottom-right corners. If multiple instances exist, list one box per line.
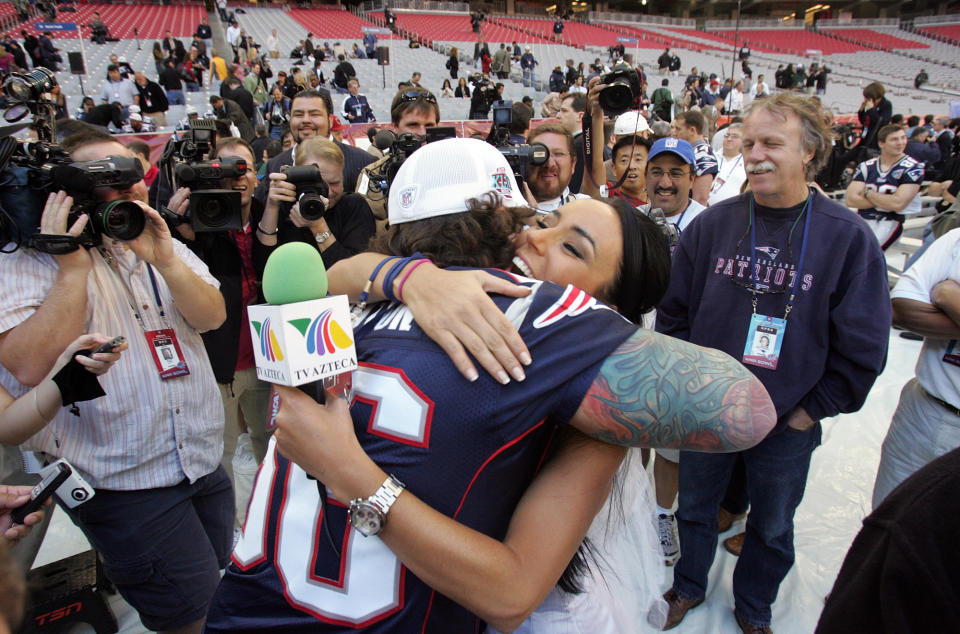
left=397, top=90, right=438, bottom=105
left=648, top=168, right=690, bottom=180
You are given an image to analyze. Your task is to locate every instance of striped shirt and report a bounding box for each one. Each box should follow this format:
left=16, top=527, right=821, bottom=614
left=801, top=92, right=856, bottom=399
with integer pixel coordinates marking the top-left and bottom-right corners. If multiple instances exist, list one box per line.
left=0, top=240, right=225, bottom=490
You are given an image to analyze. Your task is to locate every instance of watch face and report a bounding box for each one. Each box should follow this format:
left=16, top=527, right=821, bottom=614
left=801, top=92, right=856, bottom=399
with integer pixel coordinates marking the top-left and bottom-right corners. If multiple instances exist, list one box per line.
left=351, top=503, right=382, bottom=536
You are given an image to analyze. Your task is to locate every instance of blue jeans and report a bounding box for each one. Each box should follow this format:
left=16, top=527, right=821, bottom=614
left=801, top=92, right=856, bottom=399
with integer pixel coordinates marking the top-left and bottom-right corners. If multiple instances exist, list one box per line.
left=673, top=423, right=822, bottom=627
left=523, top=68, right=534, bottom=87
left=167, top=89, right=185, bottom=105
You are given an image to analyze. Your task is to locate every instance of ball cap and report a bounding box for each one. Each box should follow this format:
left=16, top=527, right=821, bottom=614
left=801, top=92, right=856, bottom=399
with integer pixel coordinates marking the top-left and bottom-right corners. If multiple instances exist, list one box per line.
left=185, top=105, right=199, bottom=115
left=648, top=137, right=695, bottom=165
left=614, top=110, right=651, bottom=136
left=129, top=113, right=142, bottom=121
left=128, top=104, right=141, bottom=114
left=388, top=137, right=524, bottom=225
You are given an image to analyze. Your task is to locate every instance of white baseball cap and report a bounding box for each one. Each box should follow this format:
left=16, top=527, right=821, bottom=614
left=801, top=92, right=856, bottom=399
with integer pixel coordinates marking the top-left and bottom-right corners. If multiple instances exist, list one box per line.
left=388, top=137, right=524, bottom=225
left=128, top=104, right=141, bottom=114
left=185, top=105, right=198, bottom=115
left=129, top=113, right=142, bottom=121
left=614, top=110, right=651, bottom=136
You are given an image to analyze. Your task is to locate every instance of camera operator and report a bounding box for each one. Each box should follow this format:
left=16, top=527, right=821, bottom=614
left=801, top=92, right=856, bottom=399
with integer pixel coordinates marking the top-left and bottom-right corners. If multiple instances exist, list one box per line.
left=254, top=89, right=375, bottom=202
left=255, top=137, right=376, bottom=269
left=469, top=74, right=497, bottom=120
left=263, top=85, right=290, bottom=141
left=524, top=123, right=590, bottom=211
left=0, top=129, right=229, bottom=634
left=358, top=87, right=441, bottom=221
left=162, top=137, right=273, bottom=472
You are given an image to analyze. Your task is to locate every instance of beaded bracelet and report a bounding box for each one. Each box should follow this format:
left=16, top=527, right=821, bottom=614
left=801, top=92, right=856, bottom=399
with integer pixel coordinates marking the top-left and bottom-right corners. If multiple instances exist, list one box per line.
left=396, top=259, right=431, bottom=303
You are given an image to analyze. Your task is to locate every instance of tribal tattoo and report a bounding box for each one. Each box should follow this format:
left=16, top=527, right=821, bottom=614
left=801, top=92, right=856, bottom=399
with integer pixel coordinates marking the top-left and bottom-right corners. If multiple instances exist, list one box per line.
left=575, top=329, right=777, bottom=452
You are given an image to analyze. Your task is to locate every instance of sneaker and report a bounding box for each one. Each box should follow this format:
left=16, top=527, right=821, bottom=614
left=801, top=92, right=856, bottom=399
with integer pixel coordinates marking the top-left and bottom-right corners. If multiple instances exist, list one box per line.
left=658, top=513, right=680, bottom=565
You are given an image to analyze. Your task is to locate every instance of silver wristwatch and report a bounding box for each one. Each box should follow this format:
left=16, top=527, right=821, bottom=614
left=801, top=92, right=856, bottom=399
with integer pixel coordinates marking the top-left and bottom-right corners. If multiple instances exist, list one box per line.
left=348, top=475, right=405, bottom=537
left=314, top=230, right=332, bottom=244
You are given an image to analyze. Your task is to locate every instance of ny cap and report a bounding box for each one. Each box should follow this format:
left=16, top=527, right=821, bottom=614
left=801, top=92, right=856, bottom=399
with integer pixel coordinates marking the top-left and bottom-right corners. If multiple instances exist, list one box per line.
left=388, top=137, right=523, bottom=225
left=648, top=137, right=695, bottom=165
left=614, top=110, right=651, bottom=136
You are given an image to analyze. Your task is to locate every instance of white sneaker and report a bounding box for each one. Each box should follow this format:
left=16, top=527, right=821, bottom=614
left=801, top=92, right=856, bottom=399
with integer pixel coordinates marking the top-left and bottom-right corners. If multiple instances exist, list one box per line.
left=658, top=513, right=680, bottom=566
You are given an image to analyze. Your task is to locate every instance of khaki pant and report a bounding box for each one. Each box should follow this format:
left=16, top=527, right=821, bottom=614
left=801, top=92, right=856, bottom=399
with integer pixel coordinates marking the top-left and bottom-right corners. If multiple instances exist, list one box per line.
left=145, top=110, right=167, bottom=127
left=218, top=367, right=271, bottom=484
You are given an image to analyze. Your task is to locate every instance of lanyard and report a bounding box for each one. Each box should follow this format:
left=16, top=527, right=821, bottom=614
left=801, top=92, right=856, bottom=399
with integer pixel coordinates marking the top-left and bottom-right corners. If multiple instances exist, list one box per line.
left=748, top=190, right=813, bottom=320
left=100, top=248, right=169, bottom=330
left=718, top=154, right=743, bottom=181
left=673, top=201, right=691, bottom=231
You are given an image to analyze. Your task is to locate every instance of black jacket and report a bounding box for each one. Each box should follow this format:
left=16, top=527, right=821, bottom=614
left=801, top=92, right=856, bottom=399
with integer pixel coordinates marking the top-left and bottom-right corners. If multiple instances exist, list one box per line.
left=158, top=64, right=183, bottom=91
left=186, top=199, right=267, bottom=384
left=254, top=142, right=376, bottom=203
left=251, top=192, right=376, bottom=272
left=214, top=98, right=254, bottom=142
left=221, top=82, right=255, bottom=120
left=136, top=79, right=169, bottom=113
left=84, top=103, right=123, bottom=129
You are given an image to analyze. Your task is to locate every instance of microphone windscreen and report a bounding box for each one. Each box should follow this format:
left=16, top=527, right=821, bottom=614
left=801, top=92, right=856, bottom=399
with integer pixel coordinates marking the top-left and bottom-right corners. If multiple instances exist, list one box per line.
left=374, top=128, right=396, bottom=150
left=262, top=242, right=328, bottom=304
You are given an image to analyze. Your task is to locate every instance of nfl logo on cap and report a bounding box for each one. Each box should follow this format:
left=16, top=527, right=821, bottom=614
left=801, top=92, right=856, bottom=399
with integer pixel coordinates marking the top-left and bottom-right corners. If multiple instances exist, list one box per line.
left=666, top=138, right=679, bottom=148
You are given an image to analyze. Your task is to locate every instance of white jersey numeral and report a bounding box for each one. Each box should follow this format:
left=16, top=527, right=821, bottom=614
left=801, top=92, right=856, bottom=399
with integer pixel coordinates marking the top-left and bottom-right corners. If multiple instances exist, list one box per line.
left=233, top=365, right=433, bottom=626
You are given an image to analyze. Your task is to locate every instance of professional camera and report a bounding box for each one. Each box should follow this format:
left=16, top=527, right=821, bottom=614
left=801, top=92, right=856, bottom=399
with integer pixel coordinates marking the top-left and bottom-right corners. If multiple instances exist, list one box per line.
left=157, top=119, right=245, bottom=232
left=281, top=164, right=329, bottom=221
left=0, top=69, right=148, bottom=252
left=486, top=101, right=549, bottom=190
left=364, top=126, right=457, bottom=203
left=599, top=63, right=643, bottom=116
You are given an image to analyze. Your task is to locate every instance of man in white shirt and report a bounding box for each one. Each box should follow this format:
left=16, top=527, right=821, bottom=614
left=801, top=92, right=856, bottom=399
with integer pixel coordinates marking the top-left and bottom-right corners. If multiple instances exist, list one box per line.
left=266, top=28, right=279, bottom=59
left=873, top=228, right=960, bottom=508
left=708, top=123, right=747, bottom=206
left=749, top=74, right=769, bottom=100
left=724, top=79, right=745, bottom=115
left=225, top=22, right=241, bottom=48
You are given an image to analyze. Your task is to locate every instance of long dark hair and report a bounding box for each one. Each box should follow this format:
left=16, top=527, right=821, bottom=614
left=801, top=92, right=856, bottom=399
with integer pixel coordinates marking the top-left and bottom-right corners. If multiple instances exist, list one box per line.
left=556, top=198, right=670, bottom=595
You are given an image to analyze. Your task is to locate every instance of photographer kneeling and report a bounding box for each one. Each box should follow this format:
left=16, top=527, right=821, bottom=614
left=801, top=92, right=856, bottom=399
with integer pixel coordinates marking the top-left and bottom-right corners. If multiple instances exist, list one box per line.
left=256, top=137, right=376, bottom=269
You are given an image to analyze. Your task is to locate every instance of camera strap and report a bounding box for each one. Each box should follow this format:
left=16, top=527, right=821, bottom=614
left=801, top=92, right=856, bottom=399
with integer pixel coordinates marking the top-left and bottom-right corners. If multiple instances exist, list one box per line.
left=581, top=107, right=627, bottom=192
left=31, top=233, right=80, bottom=255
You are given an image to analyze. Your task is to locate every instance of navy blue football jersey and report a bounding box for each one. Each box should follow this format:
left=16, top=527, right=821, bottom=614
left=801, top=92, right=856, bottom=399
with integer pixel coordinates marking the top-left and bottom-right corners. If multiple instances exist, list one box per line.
left=205, top=275, right=636, bottom=633
left=853, top=155, right=924, bottom=215
left=692, top=139, right=719, bottom=178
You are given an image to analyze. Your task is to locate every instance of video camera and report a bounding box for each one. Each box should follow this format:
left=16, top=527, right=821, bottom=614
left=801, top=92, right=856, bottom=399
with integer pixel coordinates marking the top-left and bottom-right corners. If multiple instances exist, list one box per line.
left=158, top=119, right=245, bottom=232
left=487, top=101, right=549, bottom=191
left=470, top=73, right=499, bottom=111
left=0, top=68, right=149, bottom=253
left=599, top=63, right=643, bottom=116
left=281, top=164, right=329, bottom=221
left=364, top=126, right=457, bottom=203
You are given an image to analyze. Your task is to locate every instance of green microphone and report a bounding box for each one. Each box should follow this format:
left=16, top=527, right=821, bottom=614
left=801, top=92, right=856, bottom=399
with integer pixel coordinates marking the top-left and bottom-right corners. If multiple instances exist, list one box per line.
left=262, top=242, right=328, bottom=304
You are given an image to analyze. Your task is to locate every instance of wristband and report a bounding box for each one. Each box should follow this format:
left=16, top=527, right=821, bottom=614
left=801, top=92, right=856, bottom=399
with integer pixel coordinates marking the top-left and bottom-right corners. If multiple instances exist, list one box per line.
left=358, top=256, right=401, bottom=308
left=257, top=222, right=278, bottom=236
left=396, top=259, right=430, bottom=303
left=382, top=252, right=423, bottom=303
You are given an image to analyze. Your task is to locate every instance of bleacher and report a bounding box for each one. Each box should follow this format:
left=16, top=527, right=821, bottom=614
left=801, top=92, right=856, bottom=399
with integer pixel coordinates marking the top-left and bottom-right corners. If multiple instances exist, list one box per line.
left=820, top=28, right=929, bottom=50
left=286, top=7, right=397, bottom=41
left=2, top=3, right=204, bottom=39
left=916, top=23, right=960, bottom=43
left=712, top=28, right=871, bottom=55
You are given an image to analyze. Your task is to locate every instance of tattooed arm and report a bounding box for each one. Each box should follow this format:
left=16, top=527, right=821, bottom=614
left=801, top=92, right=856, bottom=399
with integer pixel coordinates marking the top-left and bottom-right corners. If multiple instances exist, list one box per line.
left=569, top=329, right=776, bottom=451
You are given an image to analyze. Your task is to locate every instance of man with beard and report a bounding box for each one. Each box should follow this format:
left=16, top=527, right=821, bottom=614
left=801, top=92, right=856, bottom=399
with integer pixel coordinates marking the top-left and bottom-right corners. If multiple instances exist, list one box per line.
left=254, top=89, right=375, bottom=202
left=524, top=123, right=590, bottom=211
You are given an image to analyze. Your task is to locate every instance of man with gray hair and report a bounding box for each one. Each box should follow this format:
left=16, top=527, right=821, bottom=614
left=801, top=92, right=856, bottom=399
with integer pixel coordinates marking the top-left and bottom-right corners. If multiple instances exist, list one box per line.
left=657, top=92, right=891, bottom=633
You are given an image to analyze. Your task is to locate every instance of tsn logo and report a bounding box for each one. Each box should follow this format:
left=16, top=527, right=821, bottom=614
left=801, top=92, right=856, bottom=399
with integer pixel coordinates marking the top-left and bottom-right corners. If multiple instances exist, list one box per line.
left=34, top=601, right=83, bottom=625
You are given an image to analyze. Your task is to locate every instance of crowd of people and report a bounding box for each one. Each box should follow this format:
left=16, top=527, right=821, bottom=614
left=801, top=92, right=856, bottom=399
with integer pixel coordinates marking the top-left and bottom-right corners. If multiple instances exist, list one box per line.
left=0, top=11, right=960, bottom=634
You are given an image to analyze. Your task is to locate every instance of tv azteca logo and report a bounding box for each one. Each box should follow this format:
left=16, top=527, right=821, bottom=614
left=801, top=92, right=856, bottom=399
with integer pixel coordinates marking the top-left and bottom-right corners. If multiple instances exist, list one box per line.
left=252, top=310, right=353, bottom=359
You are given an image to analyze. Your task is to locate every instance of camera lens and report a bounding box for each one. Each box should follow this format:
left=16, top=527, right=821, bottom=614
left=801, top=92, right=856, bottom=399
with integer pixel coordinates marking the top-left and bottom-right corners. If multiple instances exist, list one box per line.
left=298, top=193, right=326, bottom=221
left=599, top=83, right=635, bottom=116
left=94, top=200, right=146, bottom=242
left=194, top=195, right=232, bottom=228
left=71, top=487, right=87, bottom=501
